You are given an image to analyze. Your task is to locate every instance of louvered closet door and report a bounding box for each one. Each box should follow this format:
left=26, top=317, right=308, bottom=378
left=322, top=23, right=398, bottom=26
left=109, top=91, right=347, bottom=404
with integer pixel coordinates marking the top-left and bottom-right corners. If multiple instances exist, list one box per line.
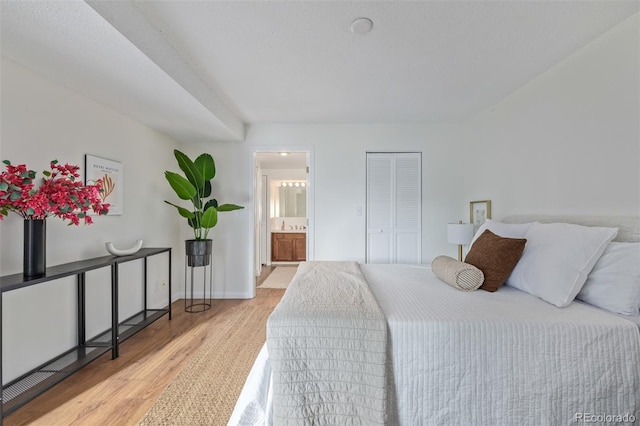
left=366, top=153, right=421, bottom=264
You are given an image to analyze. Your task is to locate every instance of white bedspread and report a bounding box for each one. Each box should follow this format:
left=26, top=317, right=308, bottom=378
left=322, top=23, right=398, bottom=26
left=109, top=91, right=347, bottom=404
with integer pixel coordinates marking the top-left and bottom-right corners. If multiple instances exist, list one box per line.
left=231, top=263, right=640, bottom=425
left=363, top=264, right=640, bottom=425
left=266, top=261, right=388, bottom=425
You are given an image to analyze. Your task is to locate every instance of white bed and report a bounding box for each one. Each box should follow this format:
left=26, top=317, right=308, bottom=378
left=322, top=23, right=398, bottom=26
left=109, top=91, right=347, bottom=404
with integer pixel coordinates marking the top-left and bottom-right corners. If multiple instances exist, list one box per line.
left=230, top=216, right=640, bottom=425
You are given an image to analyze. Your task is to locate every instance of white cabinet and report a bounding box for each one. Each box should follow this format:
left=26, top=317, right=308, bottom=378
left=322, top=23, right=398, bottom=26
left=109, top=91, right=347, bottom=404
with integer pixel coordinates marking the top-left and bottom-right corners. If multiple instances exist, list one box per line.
left=366, top=153, right=421, bottom=264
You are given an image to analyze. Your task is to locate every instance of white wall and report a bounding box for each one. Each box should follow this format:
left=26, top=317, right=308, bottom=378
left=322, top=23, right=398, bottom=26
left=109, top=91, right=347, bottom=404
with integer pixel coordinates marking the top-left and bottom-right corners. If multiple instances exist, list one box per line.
left=178, top=141, right=253, bottom=299
left=460, top=13, right=639, bottom=217
left=0, top=58, right=183, bottom=383
left=196, top=123, right=468, bottom=300
left=199, top=14, right=639, bottom=300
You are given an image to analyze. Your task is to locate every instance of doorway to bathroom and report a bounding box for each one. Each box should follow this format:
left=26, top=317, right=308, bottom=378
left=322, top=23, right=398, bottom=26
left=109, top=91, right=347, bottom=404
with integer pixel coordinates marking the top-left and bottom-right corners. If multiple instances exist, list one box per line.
left=253, top=148, right=313, bottom=283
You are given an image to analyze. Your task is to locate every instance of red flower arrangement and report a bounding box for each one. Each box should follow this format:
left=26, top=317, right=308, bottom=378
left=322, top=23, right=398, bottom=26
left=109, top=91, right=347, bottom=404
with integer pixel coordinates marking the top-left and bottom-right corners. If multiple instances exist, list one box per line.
left=0, top=160, right=110, bottom=225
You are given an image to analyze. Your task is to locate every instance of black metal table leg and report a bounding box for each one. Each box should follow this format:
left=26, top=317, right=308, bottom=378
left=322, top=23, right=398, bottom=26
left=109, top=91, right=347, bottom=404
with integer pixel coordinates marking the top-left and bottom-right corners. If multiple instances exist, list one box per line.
left=1, top=292, right=4, bottom=425
left=77, top=273, right=86, bottom=345
left=168, top=249, right=172, bottom=320
left=111, top=263, right=119, bottom=359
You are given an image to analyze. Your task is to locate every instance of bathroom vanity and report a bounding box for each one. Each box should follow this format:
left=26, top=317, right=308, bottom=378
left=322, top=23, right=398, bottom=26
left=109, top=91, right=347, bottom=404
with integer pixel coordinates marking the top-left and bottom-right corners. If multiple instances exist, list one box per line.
left=271, top=231, right=306, bottom=262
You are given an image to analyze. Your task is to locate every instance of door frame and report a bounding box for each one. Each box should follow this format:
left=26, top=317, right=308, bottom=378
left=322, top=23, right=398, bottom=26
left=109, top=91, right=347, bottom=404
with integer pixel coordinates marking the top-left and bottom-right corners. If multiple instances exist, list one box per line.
left=251, top=146, right=314, bottom=278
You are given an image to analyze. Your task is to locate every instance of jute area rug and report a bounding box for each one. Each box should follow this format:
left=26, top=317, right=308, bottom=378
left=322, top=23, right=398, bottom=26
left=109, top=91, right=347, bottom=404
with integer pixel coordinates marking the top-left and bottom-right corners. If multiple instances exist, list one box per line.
left=257, top=266, right=297, bottom=289
left=139, top=305, right=273, bottom=426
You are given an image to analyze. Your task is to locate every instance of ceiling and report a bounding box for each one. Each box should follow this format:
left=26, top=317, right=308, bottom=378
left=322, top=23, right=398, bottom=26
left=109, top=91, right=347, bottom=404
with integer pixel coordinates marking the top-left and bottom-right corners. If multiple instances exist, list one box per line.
left=1, top=1, right=638, bottom=144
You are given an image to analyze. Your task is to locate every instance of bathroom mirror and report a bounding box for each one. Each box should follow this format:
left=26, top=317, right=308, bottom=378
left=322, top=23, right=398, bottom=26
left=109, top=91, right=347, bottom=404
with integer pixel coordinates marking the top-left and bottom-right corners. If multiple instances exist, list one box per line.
left=279, top=186, right=306, bottom=217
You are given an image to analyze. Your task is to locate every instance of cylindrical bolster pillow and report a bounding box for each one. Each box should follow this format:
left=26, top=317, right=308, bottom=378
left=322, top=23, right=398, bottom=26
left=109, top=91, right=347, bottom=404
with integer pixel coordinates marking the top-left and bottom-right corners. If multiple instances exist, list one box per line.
left=432, top=255, right=485, bottom=291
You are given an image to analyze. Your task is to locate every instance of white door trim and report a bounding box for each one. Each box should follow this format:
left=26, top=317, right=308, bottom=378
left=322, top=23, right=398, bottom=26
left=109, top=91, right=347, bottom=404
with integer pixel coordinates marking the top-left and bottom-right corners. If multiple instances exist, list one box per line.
left=251, top=146, right=315, bottom=270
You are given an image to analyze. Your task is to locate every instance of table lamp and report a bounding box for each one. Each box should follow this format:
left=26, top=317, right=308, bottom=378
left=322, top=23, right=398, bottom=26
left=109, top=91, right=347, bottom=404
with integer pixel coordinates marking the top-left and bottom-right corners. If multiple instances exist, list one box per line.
left=447, top=221, right=475, bottom=261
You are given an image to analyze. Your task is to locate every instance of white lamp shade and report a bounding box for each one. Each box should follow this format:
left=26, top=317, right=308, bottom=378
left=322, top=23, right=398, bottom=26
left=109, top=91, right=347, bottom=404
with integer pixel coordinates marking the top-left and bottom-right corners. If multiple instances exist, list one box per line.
left=447, top=223, right=475, bottom=245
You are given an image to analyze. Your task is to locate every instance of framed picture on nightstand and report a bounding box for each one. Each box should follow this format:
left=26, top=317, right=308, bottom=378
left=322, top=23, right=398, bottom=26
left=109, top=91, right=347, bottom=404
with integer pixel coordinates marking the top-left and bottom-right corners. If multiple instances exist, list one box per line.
left=470, top=200, right=491, bottom=234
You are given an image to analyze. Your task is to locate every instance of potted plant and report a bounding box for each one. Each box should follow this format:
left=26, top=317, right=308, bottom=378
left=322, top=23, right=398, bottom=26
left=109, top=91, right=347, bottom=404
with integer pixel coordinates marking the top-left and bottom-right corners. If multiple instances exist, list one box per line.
left=164, top=149, right=244, bottom=266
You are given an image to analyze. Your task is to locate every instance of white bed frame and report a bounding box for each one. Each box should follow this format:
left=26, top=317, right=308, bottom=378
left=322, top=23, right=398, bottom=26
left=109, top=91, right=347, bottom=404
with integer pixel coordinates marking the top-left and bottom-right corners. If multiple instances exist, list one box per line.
left=502, top=214, right=640, bottom=242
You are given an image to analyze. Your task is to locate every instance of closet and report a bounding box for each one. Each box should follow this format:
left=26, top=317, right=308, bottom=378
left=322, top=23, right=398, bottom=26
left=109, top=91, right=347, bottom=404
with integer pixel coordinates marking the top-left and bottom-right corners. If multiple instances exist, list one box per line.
left=366, top=152, right=421, bottom=263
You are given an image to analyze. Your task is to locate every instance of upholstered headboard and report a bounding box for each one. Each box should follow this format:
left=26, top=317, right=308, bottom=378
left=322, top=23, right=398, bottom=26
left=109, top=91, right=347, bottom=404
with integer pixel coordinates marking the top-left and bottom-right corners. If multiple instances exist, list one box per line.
left=501, top=215, right=640, bottom=243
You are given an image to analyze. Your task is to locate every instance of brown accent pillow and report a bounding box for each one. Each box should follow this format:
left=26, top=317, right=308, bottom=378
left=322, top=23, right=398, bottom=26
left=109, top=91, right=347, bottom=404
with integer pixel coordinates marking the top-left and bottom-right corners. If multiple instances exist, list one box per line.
left=464, top=229, right=527, bottom=292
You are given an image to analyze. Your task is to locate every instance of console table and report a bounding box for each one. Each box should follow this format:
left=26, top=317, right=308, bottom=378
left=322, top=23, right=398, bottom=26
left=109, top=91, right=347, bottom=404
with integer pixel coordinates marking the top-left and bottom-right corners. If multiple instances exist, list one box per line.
left=0, top=247, right=172, bottom=420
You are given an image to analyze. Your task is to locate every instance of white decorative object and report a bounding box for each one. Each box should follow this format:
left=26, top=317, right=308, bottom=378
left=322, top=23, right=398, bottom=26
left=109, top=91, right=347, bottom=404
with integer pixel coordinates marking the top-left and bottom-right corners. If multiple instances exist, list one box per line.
left=105, top=240, right=143, bottom=256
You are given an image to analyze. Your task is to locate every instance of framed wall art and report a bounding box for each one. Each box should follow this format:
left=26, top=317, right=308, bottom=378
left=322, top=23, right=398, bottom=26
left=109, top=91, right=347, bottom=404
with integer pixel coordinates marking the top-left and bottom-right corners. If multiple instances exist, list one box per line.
left=470, top=200, right=491, bottom=233
left=85, top=154, right=123, bottom=215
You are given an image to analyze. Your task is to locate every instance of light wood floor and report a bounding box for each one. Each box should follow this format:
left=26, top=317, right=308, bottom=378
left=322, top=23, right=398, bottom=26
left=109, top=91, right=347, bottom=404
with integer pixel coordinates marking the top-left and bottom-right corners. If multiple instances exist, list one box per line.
left=5, top=268, right=284, bottom=426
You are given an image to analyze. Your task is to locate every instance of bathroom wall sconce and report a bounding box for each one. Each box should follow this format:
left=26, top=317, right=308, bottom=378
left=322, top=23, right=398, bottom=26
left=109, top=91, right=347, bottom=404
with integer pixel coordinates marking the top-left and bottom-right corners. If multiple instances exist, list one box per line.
left=447, top=221, right=475, bottom=261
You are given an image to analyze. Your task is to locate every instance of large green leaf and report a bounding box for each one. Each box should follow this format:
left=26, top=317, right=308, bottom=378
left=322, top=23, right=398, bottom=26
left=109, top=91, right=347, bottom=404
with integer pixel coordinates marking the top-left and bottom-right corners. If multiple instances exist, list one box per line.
left=164, top=201, right=195, bottom=218
left=201, top=206, right=218, bottom=228
left=194, top=153, right=215, bottom=181
left=203, top=199, right=218, bottom=211
left=202, top=181, right=212, bottom=198
left=165, top=171, right=196, bottom=200
left=174, top=150, right=204, bottom=191
left=217, top=203, right=245, bottom=212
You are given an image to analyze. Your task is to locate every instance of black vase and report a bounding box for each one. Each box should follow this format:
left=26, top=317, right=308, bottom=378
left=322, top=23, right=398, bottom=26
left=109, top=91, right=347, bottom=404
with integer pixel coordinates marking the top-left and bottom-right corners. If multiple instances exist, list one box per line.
left=185, top=239, right=212, bottom=267
left=24, top=219, right=46, bottom=278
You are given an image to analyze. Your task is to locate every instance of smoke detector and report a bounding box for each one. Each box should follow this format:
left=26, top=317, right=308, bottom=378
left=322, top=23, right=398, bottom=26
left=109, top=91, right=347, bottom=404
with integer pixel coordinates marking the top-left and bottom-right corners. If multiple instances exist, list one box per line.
left=350, top=17, right=373, bottom=34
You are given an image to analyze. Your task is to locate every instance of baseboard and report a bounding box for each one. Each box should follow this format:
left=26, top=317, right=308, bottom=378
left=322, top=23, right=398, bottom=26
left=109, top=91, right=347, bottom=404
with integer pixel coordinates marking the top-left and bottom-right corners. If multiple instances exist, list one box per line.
left=212, top=291, right=253, bottom=299
left=174, top=291, right=253, bottom=300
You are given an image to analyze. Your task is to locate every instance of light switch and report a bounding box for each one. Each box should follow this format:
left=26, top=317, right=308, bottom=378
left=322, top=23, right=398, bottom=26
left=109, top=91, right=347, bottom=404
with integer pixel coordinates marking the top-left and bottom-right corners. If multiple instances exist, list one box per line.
left=355, top=206, right=363, bottom=217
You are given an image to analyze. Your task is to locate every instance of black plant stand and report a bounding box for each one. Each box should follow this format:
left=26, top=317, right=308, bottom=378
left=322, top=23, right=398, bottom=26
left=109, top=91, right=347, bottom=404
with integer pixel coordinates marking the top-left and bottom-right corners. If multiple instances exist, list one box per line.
left=184, top=253, right=212, bottom=313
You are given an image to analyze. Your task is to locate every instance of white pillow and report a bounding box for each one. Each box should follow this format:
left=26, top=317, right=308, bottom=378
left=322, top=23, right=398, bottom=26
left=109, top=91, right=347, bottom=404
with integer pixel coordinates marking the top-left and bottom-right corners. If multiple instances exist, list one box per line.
left=469, top=219, right=532, bottom=249
left=577, top=242, right=640, bottom=315
left=506, top=222, right=618, bottom=307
